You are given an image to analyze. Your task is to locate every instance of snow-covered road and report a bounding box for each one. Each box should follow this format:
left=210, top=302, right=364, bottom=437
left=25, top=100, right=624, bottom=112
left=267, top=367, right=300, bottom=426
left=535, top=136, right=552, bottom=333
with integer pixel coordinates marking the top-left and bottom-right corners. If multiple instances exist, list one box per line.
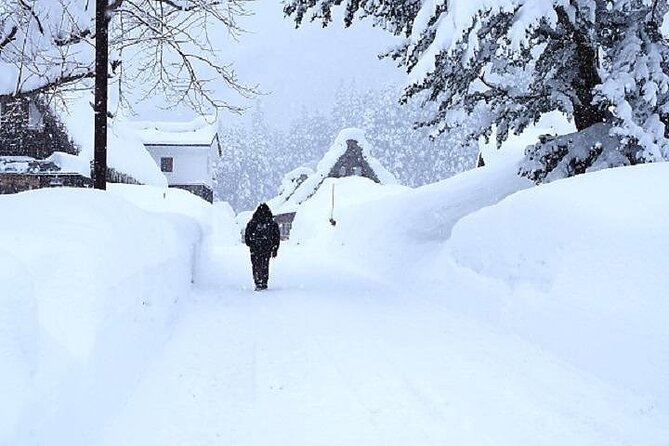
left=4, top=165, right=668, bottom=445
left=98, top=243, right=666, bottom=446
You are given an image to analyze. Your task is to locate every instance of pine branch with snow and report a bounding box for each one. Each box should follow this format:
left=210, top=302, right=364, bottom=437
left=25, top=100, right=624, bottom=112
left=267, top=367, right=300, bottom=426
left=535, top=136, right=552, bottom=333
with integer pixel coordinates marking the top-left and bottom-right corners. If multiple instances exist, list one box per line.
left=285, top=0, right=669, bottom=180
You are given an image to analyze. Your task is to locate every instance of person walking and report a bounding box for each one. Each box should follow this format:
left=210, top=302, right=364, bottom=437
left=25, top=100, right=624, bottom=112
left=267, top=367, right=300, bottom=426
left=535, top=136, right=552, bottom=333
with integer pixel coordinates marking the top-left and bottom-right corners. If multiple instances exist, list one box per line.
left=244, top=203, right=280, bottom=290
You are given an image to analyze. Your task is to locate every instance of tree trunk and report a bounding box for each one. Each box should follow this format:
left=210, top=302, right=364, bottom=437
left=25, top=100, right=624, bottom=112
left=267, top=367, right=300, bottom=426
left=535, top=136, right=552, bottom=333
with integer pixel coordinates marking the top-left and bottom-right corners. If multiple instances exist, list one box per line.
left=476, top=151, right=485, bottom=167
left=572, top=38, right=606, bottom=131
left=93, top=0, right=108, bottom=190
left=556, top=7, right=607, bottom=131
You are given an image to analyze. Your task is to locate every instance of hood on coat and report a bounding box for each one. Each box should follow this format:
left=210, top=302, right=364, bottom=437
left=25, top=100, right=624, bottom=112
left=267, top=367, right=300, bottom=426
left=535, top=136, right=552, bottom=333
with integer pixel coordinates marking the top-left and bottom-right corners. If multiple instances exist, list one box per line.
left=252, top=203, right=273, bottom=221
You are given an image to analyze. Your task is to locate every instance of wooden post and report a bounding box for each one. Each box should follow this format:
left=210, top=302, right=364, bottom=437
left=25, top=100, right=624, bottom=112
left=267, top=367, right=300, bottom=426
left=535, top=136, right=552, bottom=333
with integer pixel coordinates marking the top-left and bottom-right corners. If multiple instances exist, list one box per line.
left=93, top=0, right=109, bottom=190
left=329, top=183, right=336, bottom=226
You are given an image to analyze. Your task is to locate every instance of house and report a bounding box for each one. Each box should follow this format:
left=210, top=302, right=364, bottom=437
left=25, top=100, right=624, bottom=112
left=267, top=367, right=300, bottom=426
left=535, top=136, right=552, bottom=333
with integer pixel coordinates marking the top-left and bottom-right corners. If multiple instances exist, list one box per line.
left=326, top=138, right=381, bottom=181
left=0, top=93, right=165, bottom=194
left=0, top=96, right=76, bottom=158
left=132, top=117, right=221, bottom=203
left=267, top=128, right=397, bottom=239
left=0, top=95, right=92, bottom=193
left=265, top=167, right=313, bottom=239
left=273, top=211, right=297, bottom=241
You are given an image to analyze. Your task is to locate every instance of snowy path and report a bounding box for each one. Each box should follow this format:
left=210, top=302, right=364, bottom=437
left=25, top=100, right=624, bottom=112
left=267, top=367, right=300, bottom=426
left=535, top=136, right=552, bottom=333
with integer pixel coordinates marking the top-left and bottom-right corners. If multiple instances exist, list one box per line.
left=99, top=243, right=666, bottom=446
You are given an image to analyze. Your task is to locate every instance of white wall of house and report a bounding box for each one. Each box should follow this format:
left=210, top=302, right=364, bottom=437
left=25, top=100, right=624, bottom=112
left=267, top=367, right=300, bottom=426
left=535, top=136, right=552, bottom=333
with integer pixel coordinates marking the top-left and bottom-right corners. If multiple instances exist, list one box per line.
left=145, top=143, right=215, bottom=187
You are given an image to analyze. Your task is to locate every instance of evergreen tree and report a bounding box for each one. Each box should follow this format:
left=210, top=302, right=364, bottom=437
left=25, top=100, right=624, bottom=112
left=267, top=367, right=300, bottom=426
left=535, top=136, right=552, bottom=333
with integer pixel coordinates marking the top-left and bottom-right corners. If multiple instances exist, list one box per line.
left=284, top=106, right=333, bottom=166
left=215, top=84, right=478, bottom=212
left=285, top=1, right=669, bottom=179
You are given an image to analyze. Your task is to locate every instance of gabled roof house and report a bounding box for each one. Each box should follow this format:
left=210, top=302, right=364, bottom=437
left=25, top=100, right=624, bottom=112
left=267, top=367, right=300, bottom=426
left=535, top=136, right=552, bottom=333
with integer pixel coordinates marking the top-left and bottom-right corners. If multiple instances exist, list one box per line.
left=0, top=93, right=169, bottom=194
left=267, top=128, right=397, bottom=239
left=132, top=117, right=222, bottom=203
left=0, top=95, right=91, bottom=193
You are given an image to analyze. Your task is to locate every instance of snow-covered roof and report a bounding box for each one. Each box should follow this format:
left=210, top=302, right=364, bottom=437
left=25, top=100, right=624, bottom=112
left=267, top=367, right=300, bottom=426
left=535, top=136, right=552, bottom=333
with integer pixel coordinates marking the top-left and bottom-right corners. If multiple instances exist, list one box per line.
left=315, top=128, right=397, bottom=185
left=270, top=128, right=397, bottom=214
left=0, top=157, right=39, bottom=174
left=279, top=167, right=315, bottom=195
left=267, top=167, right=314, bottom=212
left=130, top=116, right=219, bottom=147
left=53, top=94, right=168, bottom=187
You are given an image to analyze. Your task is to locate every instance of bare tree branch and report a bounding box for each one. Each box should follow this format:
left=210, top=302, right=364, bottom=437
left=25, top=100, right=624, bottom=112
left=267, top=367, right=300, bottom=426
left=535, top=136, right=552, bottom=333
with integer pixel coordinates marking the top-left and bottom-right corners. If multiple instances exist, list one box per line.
left=0, top=25, right=18, bottom=53
left=18, top=0, right=45, bottom=34
left=10, top=70, right=96, bottom=99
left=0, top=0, right=256, bottom=114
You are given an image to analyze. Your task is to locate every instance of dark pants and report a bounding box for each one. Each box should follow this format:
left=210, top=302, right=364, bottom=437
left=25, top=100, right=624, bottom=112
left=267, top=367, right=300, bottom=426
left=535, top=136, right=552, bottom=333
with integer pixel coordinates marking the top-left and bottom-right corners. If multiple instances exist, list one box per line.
left=251, top=252, right=271, bottom=288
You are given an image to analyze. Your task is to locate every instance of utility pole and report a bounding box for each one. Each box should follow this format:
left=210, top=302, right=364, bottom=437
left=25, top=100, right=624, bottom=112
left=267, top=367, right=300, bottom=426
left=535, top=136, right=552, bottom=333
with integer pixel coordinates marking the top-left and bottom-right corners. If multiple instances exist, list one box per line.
left=94, top=0, right=108, bottom=190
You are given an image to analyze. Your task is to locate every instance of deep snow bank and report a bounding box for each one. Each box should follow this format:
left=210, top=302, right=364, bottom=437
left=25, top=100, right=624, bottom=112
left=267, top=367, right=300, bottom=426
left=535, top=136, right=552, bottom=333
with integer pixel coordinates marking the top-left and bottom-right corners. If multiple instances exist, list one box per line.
left=290, top=176, right=409, bottom=243
left=0, top=187, right=202, bottom=444
left=108, top=184, right=239, bottom=246
left=294, top=155, right=669, bottom=411
left=444, top=162, right=669, bottom=402
left=291, top=155, right=531, bottom=274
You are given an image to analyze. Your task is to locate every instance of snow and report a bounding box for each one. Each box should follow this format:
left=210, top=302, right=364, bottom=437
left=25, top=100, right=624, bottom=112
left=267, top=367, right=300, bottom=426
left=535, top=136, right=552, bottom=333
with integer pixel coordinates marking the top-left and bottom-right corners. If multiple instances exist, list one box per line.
left=520, top=122, right=630, bottom=182
left=105, top=122, right=169, bottom=186
left=0, top=152, right=89, bottom=175
left=2, top=153, right=669, bottom=444
left=289, top=176, right=410, bottom=242
left=273, top=128, right=398, bottom=214
left=45, top=152, right=91, bottom=176
left=265, top=167, right=313, bottom=213
left=0, top=2, right=94, bottom=97
left=55, top=94, right=168, bottom=187
left=130, top=116, right=219, bottom=147
left=446, top=162, right=669, bottom=402
left=0, top=157, right=39, bottom=173
left=278, top=167, right=314, bottom=197
left=407, top=1, right=527, bottom=85
left=108, top=183, right=240, bottom=247
left=479, top=110, right=576, bottom=166
left=280, top=151, right=533, bottom=318
left=112, top=159, right=668, bottom=445
left=0, top=185, right=208, bottom=445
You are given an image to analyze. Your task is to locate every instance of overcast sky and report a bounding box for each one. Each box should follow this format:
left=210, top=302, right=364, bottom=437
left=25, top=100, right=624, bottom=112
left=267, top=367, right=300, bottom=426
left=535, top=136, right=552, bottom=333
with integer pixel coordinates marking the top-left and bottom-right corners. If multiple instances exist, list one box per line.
left=132, top=1, right=403, bottom=128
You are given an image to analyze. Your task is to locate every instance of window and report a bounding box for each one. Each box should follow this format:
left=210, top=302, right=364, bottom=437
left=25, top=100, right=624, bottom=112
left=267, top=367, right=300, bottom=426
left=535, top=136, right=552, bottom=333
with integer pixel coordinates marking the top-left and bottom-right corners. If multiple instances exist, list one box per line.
left=160, top=157, right=174, bottom=172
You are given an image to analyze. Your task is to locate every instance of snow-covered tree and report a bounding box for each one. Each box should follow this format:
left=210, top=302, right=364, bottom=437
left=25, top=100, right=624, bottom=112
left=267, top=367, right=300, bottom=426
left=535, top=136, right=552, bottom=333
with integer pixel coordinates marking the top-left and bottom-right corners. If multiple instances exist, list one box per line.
left=328, top=82, right=477, bottom=186
left=285, top=0, right=669, bottom=179
left=215, top=84, right=477, bottom=211
left=1, top=0, right=254, bottom=188
left=0, top=0, right=254, bottom=111
left=284, top=106, right=333, bottom=165
left=216, top=103, right=295, bottom=211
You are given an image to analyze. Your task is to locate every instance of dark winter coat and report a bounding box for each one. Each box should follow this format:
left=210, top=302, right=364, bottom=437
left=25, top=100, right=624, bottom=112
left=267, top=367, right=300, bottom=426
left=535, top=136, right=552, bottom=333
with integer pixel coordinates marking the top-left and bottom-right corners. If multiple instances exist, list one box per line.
left=245, top=203, right=280, bottom=257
